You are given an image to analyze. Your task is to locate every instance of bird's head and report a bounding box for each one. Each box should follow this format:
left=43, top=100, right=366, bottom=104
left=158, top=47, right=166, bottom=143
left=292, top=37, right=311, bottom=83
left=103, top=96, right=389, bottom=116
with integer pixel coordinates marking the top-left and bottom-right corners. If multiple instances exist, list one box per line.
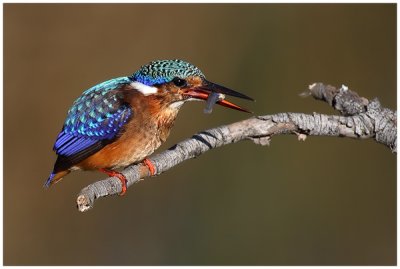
left=129, top=59, right=253, bottom=113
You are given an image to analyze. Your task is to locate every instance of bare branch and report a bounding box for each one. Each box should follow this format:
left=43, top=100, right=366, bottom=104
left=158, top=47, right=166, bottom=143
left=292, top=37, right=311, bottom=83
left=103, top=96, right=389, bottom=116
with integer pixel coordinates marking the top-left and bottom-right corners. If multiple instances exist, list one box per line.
left=76, top=83, right=396, bottom=212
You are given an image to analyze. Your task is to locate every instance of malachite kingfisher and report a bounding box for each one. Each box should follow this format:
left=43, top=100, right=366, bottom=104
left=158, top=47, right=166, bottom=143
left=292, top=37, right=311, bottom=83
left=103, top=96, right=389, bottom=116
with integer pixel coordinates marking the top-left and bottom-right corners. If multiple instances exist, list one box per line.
left=45, top=59, right=254, bottom=194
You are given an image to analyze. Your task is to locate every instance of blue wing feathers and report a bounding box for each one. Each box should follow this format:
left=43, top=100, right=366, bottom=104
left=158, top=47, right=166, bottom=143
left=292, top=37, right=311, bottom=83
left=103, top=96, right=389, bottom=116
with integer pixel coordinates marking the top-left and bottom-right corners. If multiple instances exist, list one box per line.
left=55, top=132, right=98, bottom=156
left=53, top=77, right=133, bottom=159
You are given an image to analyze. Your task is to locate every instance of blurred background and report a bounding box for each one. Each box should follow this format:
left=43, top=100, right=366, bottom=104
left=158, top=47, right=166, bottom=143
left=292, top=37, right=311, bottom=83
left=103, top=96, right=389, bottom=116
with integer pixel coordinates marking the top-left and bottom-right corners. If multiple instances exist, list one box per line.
left=4, top=4, right=396, bottom=265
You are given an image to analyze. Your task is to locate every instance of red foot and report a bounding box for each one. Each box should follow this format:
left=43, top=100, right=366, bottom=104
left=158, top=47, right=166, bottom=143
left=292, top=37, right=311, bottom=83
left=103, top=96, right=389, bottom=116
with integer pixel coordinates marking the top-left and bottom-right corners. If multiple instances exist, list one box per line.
left=143, top=158, right=156, bottom=176
left=99, top=168, right=127, bottom=196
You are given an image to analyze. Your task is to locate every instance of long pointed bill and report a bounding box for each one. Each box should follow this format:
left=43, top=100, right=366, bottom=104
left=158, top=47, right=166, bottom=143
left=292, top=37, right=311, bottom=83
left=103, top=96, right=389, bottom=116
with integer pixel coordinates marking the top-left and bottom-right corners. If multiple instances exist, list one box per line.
left=183, top=80, right=254, bottom=113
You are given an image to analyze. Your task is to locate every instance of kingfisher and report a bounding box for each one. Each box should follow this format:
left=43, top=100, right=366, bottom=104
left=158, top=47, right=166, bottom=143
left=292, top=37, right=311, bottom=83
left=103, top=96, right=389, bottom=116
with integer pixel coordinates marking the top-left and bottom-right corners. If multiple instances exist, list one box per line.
left=45, top=59, right=253, bottom=195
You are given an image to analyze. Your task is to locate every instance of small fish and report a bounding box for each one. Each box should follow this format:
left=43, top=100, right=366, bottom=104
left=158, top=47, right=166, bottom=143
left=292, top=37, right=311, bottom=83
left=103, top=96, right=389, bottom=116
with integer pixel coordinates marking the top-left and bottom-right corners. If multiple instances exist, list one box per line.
left=204, top=92, right=226, bottom=114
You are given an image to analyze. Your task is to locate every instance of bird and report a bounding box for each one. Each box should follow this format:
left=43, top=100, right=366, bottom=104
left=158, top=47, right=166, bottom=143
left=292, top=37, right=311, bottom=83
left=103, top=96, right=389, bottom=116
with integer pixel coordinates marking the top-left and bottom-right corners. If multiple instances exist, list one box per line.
left=45, top=59, right=253, bottom=195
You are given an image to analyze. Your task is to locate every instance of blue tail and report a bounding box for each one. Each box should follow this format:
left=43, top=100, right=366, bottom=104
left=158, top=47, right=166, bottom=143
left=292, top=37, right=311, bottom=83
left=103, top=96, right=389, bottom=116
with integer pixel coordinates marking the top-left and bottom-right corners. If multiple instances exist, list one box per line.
left=44, top=172, right=56, bottom=188
left=44, top=170, right=70, bottom=188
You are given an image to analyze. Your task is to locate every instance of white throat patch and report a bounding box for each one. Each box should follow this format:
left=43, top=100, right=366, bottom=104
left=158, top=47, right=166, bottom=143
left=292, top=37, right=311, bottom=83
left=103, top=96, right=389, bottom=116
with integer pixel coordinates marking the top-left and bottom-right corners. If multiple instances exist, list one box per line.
left=169, top=100, right=185, bottom=109
left=130, top=81, right=158, bottom=96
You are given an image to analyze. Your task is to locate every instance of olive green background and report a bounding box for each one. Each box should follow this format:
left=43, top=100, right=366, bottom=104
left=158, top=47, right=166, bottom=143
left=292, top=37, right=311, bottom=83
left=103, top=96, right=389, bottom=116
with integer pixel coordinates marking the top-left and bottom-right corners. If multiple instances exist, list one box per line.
left=4, top=4, right=396, bottom=265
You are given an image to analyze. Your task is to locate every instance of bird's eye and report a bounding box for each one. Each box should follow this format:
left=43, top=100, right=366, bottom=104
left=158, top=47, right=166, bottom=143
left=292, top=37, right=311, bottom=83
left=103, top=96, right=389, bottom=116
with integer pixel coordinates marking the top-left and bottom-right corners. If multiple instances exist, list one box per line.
left=172, top=77, right=187, bottom=87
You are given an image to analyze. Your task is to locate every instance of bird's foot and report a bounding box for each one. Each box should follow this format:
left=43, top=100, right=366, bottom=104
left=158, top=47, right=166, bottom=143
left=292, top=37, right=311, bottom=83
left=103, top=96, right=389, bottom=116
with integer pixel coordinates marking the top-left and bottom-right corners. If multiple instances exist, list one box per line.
left=143, top=158, right=156, bottom=176
left=99, top=168, right=127, bottom=196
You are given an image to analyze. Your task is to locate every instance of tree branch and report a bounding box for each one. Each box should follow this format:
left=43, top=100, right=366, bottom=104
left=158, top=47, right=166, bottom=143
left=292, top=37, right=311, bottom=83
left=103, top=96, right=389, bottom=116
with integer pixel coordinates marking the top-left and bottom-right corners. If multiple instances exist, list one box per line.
left=76, top=83, right=396, bottom=212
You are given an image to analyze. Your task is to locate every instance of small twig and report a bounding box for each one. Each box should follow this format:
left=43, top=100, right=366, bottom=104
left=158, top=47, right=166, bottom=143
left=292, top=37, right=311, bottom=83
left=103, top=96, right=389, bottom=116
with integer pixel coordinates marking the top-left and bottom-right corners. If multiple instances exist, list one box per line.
left=76, top=83, right=396, bottom=212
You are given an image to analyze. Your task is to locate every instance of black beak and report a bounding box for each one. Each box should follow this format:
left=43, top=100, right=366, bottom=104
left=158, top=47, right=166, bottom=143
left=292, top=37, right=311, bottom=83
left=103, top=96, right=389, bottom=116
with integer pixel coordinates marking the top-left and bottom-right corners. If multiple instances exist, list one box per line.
left=200, top=80, right=255, bottom=101
left=183, top=79, right=254, bottom=113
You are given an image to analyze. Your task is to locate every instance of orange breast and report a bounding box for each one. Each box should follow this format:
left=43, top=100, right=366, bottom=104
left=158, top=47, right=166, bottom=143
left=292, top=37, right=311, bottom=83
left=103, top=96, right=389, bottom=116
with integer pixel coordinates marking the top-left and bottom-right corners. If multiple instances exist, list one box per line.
left=77, top=93, right=180, bottom=170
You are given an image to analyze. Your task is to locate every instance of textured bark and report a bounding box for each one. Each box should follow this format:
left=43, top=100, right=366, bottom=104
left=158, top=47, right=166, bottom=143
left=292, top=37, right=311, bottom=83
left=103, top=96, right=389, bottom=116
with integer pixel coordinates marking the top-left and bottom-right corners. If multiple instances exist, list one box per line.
left=76, top=83, right=396, bottom=212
